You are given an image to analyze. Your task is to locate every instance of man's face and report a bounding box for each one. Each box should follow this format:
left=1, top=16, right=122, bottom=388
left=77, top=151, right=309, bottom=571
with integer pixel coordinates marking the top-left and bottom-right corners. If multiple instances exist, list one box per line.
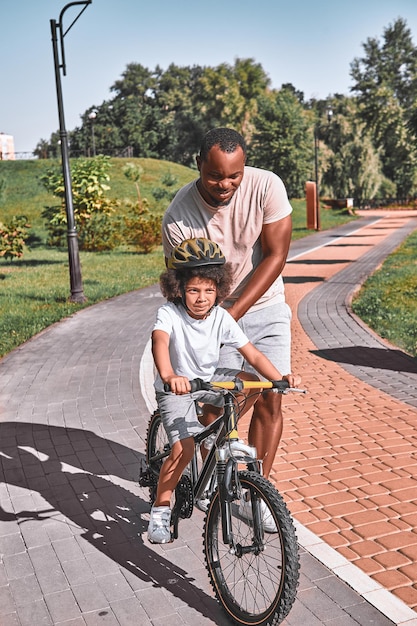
left=196, top=145, right=245, bottom=208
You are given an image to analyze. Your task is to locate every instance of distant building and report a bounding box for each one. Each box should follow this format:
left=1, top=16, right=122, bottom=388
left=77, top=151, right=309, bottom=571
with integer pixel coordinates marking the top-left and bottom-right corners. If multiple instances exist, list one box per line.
left=0, top=133, right=15, bottom=160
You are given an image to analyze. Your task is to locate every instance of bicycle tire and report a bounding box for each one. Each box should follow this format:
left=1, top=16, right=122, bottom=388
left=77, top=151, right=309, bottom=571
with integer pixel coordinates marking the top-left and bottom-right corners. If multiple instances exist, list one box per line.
left=145, top=410, right=170, bottom=503
left=203, top=470, right=299, bottom=626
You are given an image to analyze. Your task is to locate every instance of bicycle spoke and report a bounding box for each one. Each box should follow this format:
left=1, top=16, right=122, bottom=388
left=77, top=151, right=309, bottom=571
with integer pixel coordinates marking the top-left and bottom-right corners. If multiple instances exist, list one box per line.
left=204, top=471, right=299, bottom=626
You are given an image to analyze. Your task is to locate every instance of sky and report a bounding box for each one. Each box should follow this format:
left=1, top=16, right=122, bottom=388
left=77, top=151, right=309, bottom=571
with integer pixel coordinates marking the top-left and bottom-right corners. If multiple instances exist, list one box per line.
left=1, top=0, right=417, bottom=154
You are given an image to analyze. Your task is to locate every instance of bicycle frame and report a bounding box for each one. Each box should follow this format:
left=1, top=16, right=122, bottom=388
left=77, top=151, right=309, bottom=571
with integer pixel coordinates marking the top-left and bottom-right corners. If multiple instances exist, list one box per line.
left=155, top=384, right=262, bottom=541
left=192, top=391, right=258, bottom=498
left=143, top=378, right=305, bottom=541
left=141, top=377, right=305, bottom=625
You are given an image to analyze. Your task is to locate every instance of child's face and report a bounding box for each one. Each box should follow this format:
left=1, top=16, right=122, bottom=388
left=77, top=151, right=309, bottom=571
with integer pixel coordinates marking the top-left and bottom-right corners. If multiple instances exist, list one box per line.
left=184, top=276, right=217, bottom=319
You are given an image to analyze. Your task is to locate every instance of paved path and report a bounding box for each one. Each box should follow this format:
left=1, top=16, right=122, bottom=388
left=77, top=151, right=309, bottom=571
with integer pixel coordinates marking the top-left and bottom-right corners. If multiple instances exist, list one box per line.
left=0, top=210, right=416, bottom=625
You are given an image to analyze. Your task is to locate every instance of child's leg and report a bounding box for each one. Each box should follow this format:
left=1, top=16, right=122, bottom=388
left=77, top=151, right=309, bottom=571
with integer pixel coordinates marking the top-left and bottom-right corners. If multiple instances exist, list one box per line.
left=154, top=436, right=195, bottom=507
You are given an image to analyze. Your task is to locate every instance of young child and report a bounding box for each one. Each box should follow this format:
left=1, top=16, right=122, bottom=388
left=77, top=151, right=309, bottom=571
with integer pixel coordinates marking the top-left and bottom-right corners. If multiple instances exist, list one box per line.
left=148, top=237, right=299, bottom=543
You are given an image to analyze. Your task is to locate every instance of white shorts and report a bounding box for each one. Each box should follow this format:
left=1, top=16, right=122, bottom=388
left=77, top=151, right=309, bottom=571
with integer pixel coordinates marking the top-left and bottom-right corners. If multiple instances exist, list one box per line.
left=218, top=302, right=292, bottom=376
left=156, top=368, right=240, bottom=446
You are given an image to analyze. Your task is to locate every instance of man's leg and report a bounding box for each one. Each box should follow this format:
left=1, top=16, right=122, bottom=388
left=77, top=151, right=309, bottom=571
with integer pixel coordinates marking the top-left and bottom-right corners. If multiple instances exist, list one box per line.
left=224, top=302, right=292, bottom=479
left=248, top=392, right=283, bottom=478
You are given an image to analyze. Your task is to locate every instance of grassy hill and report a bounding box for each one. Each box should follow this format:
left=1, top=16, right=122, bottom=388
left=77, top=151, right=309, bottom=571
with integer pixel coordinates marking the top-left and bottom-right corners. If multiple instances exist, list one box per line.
left=0, top=157, right=356, bottom=357
left=0, top=157, right=198, bottom=240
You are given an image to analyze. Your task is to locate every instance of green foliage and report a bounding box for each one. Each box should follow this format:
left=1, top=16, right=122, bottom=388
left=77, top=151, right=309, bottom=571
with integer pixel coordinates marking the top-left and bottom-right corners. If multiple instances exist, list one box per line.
left=248, top=89, right=313, bottom=197
left=47, top=59, right=272, bottom=168
left=352, top=229, right=417, bottom=356
left=321, top=97, right=386, bottom=201
left=151, top=172, right=179, bottom=203
left=350, top=18, right=417, bottom=196
left=123, top=162, right=144, bottom=203
left=0, top=158, right=196, bottom=253
left=31, top=18, right=417, bottom=205
left=0, top=216, right=31, bottom=260
left=40, top=156, right=120, bottom=251
left=0, top=176, right=7, bottom=204
left=120, top=161, right=163, bottom=252
left=122, top=213, right=162, bottom=253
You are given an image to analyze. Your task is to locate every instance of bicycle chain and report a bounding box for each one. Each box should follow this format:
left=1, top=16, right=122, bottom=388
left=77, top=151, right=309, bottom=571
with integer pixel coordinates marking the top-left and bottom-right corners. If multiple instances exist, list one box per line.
left=175, top=474, right=194, bottom=518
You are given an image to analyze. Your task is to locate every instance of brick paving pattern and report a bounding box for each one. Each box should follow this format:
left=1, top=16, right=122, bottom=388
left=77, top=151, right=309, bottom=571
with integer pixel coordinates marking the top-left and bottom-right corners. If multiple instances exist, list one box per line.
left=273, top=210, right=417, bottom=612
left=0, top=209, right=416, bottom=625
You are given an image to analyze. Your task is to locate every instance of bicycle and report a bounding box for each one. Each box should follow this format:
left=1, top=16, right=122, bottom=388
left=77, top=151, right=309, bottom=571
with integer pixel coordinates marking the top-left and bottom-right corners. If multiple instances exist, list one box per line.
left=139, top=377, right=306, bottom=626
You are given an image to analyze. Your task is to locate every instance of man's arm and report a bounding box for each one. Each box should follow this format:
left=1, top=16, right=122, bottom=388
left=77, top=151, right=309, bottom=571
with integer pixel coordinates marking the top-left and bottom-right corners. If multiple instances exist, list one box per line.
left=227, top=214, right=292, bottom=321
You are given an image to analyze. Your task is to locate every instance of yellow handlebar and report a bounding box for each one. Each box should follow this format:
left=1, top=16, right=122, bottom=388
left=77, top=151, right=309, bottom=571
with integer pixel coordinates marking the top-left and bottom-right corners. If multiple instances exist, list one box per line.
left=211, top=380, right=275, bottom=390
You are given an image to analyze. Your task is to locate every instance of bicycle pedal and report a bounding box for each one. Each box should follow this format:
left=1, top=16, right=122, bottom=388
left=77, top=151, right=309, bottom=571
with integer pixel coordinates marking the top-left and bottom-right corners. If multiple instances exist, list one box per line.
left=138, top=462, right=151, bottom=487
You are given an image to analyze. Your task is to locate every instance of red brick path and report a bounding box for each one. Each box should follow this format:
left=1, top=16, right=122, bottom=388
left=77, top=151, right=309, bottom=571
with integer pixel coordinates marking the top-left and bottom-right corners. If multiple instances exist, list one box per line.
left=245, top=210, right=417, bottom=611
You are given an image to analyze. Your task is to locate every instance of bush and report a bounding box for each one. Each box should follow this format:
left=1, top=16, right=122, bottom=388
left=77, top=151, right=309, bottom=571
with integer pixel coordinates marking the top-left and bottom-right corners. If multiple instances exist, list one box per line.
left=41, top=156, right=119, bottom=251
left=0, top=216, right=31, bottom=260
left=151, top=172, right=180, bottom=203
left=122, top=213, right=162, bottom=253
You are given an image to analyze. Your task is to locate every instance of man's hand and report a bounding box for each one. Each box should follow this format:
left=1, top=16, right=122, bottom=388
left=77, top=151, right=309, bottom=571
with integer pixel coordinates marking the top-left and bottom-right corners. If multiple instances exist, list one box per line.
left=282, top=373, right=301, bottom=388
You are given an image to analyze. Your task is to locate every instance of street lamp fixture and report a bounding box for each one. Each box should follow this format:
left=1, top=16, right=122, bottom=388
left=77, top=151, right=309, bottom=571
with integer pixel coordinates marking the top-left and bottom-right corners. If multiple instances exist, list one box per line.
left=50, top=1, right=92, bottom=303
left=88, top=110, right=97, bottom=157
left=314, top=105, right=333, bottom=231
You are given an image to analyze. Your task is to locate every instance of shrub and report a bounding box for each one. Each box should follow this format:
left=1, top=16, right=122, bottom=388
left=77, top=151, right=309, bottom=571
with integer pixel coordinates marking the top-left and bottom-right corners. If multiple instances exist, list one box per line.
left=151, top=172, right=180, bottom=203
left=40, top=156, right=119, bottom=251
left=0, top=215, right=31, bottom=260
left=122, top=213, right=162, bottom=253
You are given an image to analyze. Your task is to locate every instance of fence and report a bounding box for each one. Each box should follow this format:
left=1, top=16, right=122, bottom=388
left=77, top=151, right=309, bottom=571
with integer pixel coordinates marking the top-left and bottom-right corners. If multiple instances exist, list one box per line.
left=1, top=147, right=135, bottom=161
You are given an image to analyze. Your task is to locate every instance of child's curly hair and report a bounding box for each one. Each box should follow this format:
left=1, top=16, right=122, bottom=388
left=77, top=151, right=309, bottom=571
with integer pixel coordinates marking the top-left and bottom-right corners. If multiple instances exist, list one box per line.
left=159, top=263, right=234, bottom=304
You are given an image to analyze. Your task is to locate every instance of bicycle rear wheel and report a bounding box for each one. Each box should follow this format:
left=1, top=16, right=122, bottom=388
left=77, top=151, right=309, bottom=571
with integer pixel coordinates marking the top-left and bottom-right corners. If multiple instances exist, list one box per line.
left=145, top=410, right=170, bottom=503
left=203, top=470, right=299, bottom=626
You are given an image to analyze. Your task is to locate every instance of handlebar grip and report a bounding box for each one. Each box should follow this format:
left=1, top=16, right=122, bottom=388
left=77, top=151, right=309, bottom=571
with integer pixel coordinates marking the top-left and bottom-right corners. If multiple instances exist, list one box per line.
left=163, top=378, right=210, bottom=393
left=272, top=380, right=290, bottom=391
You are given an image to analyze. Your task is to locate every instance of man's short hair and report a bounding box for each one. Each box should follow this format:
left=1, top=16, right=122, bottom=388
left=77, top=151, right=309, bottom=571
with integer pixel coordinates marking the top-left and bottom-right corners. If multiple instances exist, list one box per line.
left=199, top=128, right=247, bottom=161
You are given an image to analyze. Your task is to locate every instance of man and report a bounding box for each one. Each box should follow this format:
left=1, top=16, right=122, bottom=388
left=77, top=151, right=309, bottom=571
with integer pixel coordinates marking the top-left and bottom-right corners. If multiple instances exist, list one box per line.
left=162, top=127, right=293, bottom=479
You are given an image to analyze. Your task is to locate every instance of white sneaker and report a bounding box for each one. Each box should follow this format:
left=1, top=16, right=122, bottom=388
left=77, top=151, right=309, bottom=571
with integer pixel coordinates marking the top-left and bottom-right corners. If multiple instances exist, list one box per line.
left=239, top=496, right=277, bottom=533
left=147, top=505, right=171, bottom=543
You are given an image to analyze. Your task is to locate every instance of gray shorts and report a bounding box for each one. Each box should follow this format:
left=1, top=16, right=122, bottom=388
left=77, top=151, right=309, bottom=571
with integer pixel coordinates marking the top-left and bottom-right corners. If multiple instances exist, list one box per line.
left=218, top=302, right=292, bottom=376
left=156, top=368, right=240, bottom=446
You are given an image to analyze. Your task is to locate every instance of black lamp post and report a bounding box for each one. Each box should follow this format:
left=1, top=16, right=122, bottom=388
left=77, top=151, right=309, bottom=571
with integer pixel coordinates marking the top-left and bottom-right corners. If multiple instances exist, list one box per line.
left=314, top=105, right=333, bottom=231
left=88, top=110, right=97, bottom=156
left=50, top=1, right=92, bottom=303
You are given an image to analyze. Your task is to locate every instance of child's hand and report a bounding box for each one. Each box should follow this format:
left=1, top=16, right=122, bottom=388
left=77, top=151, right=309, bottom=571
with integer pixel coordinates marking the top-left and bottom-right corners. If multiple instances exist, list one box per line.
left=164, top=375, right=191, bottom=395
left=282, top=373, right=301, bottom=388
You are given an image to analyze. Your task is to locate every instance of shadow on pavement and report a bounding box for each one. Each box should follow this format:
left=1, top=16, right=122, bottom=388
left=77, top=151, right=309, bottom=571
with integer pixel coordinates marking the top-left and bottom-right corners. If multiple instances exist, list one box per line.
left=0, top=423, right=223, bottom=623
left=311, top=346, right=417, bottom=373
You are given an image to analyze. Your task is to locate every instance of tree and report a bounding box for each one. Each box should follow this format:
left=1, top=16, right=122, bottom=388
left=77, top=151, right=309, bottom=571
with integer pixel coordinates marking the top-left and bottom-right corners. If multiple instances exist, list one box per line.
left=248, top=88, right=312, bottom=197
left=40, top=156, right=119, bottom=251
left=319, top=96, right=385, bottom=202
left=43, top=59, right=273, bottom=167
left=350, top=18, right=417, bottom=196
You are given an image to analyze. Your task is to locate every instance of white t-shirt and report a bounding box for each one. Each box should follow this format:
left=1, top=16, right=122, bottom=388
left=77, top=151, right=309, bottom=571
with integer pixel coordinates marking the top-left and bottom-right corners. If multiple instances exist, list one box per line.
left=153, top=302, right=249, bottom=392
left=162, top=166, right=293, bottom=312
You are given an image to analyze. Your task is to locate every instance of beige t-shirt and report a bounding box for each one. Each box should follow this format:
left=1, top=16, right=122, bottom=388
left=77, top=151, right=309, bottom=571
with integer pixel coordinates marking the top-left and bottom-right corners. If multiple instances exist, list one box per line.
left=162, top=166, right=293, bottom=312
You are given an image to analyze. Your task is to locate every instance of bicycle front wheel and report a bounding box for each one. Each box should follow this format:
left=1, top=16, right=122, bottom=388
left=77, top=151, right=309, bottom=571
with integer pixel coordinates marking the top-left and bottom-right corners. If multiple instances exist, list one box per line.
left=203, top=470, right=299, bottom=626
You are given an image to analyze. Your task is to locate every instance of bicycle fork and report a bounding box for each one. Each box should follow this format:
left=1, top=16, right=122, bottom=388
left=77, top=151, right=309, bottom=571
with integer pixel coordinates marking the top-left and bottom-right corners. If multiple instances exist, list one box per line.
left=216, top=440, right=260, bottom=546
